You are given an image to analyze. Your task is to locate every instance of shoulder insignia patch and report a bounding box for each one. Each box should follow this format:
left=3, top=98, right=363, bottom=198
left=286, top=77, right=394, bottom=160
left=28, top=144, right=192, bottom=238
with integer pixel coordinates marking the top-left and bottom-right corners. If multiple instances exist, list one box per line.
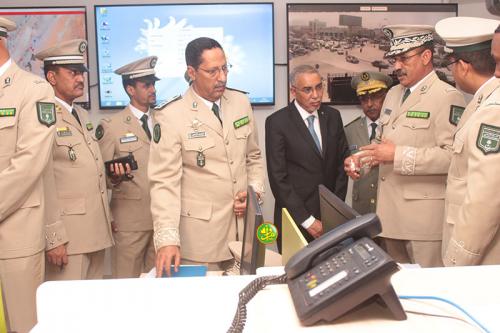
left=476, top=123, right=500, bottom=155
left=449, top=105, right=465, bottom=126
left=344, top=116, right=361, bottom=128
left=234, top=116, right=250, bottom=129
left=95, top=124, right=104, bottom=140
left=36, top=102, right=56, bottom=127
left=226, top=87, right=249, bottom=94
left=154, top=94, right=182, bottom=110
left=153, top=123, right=161, bottom=143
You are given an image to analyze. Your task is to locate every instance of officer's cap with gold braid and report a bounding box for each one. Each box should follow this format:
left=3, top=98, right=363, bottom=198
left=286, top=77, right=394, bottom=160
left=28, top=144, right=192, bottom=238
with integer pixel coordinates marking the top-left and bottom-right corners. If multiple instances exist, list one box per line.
left=114, top=56, right=160, bottom=82
left=383, top=25, right=434, bottom=58
left=436, top=17, right=500, bottom=54
left=351, top=71, right=393, bottom=96
left=0, top=17, right=16, bottom=38
left=35, top=39, right=89, bottom=72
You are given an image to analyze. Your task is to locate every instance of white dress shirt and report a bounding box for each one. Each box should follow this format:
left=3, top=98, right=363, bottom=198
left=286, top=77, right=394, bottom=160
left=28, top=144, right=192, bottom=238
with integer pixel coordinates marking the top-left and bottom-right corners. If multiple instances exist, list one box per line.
left=129, top=103, right=152, bottom=134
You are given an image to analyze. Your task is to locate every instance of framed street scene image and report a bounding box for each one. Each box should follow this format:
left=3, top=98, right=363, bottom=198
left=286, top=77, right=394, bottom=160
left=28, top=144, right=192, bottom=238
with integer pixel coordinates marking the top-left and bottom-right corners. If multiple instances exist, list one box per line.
left=287, top=3, right=457, bottom=105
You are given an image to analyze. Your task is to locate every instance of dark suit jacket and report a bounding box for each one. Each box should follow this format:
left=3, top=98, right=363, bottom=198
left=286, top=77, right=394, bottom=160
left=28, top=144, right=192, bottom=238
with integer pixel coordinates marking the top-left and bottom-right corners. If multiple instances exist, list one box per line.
left=265, top=102, right=349, bottom=250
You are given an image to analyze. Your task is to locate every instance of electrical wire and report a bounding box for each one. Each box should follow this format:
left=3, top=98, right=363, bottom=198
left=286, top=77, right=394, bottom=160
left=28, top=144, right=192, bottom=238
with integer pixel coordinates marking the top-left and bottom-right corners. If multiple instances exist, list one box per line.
left=399, top=295, right=490, bottom=333
left=227, top=274, right=287, bottom=333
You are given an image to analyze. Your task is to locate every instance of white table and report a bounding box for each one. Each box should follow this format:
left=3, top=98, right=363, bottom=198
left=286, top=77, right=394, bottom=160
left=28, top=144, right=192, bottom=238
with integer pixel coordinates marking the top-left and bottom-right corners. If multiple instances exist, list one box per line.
left=32, top=265, right=500, bottom=333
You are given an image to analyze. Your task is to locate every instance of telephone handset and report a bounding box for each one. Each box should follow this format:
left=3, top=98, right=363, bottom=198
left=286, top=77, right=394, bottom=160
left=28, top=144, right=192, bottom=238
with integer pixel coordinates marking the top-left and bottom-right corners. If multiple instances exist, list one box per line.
left=227, top=213, right=406, bottom=333
left=285, top=213, right=407, bottom=325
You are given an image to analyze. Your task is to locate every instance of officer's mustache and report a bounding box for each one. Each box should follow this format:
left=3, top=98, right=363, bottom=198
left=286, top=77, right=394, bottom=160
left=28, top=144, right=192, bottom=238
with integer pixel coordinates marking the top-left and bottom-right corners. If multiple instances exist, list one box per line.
left=74, top=83, right=84, bottom=89
left=395, top=69, right=407, bottom=77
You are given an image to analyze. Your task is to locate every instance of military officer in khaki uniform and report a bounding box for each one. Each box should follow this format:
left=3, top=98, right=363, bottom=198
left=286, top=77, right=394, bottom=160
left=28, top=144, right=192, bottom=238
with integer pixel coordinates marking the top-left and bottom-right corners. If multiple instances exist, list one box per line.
left=149, top=37, right=265, bottom=276
left=35, top=39, right=114, bottom=280
left=346, top=25, right=466, bottom=267
left=0, top=17, right=64, bottom=333
left=436, top=17, right=500, bottom=265
left=97, top=56, right=159, bottom=278
left=344, top=72, right=392, bottom=214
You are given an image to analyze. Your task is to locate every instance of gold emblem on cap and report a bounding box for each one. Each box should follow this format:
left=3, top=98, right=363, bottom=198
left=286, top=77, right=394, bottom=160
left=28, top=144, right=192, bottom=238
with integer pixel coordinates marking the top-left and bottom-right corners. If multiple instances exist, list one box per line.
left=361, top=72, right=370, bottom=81
left=78, top=41, right=87, bottom=54
left=150, top=58, right=157, bottom=68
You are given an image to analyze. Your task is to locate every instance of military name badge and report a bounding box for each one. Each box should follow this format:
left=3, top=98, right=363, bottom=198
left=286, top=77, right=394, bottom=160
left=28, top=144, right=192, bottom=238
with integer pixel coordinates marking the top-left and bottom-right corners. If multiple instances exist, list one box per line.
left=0, top=108, right=15, bottom=117
left=188, top=131, right=207, bottom=139
left=86, top=122, right=94, bottom=131
left=476, top=123, right=500, bottom=155
left=406, top=111, right=430, bottom=119
left=153, top=123, right=161, bottom=143
left=449, top=105, right=465, bottom=126
left=233, top=116, right=249, bottom=129
left=36, top=102, right=56, bottom=127
left=56, top=127, right=72, bottom=137
left=120, top=132, right=138, bottom=144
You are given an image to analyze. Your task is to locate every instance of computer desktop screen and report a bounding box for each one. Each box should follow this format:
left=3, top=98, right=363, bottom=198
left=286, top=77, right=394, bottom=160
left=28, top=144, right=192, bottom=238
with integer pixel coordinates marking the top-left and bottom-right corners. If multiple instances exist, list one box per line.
left=319, top=184, right=360, bottom=232
left=240, top=186, right=265, bottom=275
left=94, top=3, right=275, bottom=108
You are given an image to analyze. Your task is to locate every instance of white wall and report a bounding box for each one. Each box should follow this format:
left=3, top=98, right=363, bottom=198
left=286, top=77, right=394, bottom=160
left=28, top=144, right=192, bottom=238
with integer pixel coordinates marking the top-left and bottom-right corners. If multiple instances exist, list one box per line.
left=5, top=0, right=496, bottom=223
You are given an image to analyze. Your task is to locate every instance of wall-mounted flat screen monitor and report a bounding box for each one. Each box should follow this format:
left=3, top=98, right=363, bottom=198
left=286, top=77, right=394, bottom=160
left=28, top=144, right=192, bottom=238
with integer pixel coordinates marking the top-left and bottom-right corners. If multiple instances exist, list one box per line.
left=287, top=3, right=457, bottom=105
left=0, top=6, right=90, bottom=109
left=94, top=3, right=275, bottom=109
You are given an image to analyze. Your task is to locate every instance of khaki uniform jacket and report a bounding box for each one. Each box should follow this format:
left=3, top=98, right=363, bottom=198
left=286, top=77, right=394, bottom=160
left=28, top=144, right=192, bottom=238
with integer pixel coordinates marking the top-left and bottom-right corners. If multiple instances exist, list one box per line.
left=376, top=71, right=465, bottom=240
left=98, top=106, right=153, bottom=231
left=344, top=116, right=379, bottom=214
left=0, top=62, right=65, bottom=259
left=444, top=78, right=500, bottom=266
left=149, top=87, right=265, bottom=262
left=51, top=103, right=113, bottom=255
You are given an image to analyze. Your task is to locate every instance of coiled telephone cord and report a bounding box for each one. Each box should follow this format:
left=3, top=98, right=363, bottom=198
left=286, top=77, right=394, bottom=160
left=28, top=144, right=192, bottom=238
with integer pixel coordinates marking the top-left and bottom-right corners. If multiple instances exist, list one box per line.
left=227, top=274, right=287, bottom=333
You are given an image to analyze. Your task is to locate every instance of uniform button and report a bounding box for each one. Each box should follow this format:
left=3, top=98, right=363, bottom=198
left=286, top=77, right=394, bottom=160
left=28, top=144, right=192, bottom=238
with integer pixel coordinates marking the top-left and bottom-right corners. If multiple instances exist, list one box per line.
left=230, top=160, right=234, bottom=164
left=233, top=179, right=237, bottom=183
left=88, top=141, right=91, bottom=145
left=225, top=140, right=229, bottom=145
left=370, top=184, right=375, bottom=188
left=95, top=157, right=99, bottom=161
left=411, top=125, right=416, bottom=129
left=370, top=199, right=375, bottom=204
left=101, top=189, right=104, bottom=193
left=392, top=125, right=396, bottom=129
left=381, top=177, right=386, bottom=181
left=187, top=212, right=191, bottom=216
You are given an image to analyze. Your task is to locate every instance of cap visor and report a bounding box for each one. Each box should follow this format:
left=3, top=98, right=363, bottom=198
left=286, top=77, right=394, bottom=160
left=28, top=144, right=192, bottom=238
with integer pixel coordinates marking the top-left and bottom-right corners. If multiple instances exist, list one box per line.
left=64, top=63, right=89, bottom=72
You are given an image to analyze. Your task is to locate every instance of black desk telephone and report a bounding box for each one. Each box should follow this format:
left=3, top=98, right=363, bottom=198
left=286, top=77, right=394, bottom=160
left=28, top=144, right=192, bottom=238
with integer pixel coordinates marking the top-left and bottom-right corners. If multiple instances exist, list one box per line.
left=227, top=213, right=406, bottom=333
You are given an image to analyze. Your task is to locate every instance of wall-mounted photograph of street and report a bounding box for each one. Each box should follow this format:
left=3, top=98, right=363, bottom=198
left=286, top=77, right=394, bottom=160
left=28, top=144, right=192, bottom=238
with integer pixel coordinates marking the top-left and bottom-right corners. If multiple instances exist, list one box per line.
left=287, top=4, right=457, bottom=105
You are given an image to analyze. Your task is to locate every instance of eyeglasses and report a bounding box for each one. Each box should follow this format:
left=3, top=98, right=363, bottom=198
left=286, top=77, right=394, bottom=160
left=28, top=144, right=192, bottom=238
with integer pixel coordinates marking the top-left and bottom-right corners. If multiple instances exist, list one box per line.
left=444, top=58, right=469, bottom=71
left=292, top=81, right=324, bottom=95
left=197, top=64, right=232, bottom=78
left=387, top=50, right=425, bottom=65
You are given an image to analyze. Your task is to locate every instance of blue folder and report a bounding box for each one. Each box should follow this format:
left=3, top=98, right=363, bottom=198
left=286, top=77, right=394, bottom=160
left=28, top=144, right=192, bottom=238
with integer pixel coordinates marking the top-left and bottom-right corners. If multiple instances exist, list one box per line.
left=162, top=265, right=208, bottom=278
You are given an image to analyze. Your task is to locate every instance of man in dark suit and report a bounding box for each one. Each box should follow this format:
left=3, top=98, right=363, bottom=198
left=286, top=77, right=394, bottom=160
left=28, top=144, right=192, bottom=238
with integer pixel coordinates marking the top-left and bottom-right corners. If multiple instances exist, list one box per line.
left=266, top=65, right=349, bottom=251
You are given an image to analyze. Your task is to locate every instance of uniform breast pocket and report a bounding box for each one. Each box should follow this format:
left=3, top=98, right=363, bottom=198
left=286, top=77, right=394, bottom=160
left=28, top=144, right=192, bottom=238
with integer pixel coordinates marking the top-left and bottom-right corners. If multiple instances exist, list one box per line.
left=183, top=137, right=216, bottom=154
left=234, top=126, right=251, bottom=140
left=402, top=118, right=431, bottom=131
left=0, top=115, right=16, bottom=130
left=54, top=136, right=82, bottom=167
left=118, top=141, right=142, bottom=154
